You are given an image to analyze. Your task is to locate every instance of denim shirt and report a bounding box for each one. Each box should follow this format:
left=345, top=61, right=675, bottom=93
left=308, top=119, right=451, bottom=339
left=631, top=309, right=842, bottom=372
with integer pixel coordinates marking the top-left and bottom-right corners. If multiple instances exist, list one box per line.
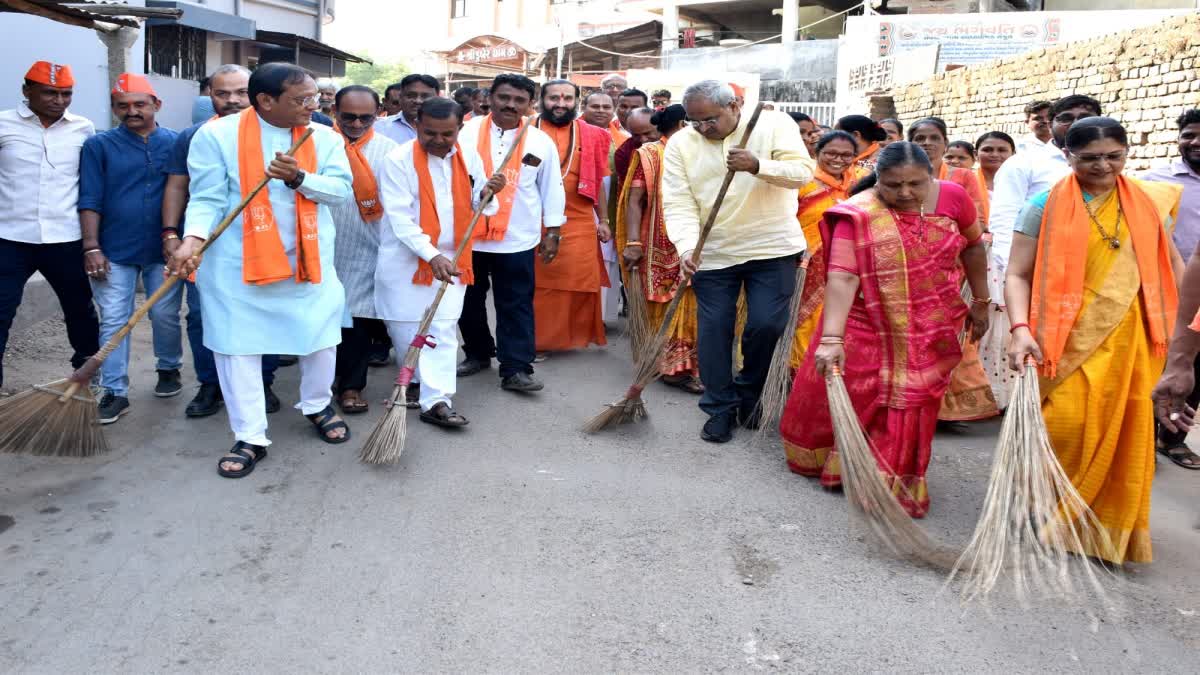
left=78, top=124, right=177, bottom=266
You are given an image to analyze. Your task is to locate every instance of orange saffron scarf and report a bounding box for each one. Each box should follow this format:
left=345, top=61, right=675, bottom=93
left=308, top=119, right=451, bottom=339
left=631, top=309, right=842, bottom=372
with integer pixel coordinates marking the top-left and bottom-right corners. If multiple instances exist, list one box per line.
left=974, top=166, right=991, bottom=227
left=854, top=141, right=879, bottom=168
left=476, top=114, right=527, bottom=241
left=412, top=142, right=475, bottom=286
left=1031, top=174, right=1178, bottom=377
left=813, top=166, right=858, bottom=197
left=336, top=124, right=383, bottom=222
left=237, top=109, right=321, bottom=285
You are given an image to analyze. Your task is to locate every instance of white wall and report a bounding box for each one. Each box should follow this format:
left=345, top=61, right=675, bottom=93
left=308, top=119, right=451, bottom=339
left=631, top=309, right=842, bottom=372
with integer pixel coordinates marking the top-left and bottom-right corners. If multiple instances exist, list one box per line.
left=145, top=74, right=198, bottom=131
left=242, top=0, right=318, bottom=38
left=0, top=14, right=145, bottom=131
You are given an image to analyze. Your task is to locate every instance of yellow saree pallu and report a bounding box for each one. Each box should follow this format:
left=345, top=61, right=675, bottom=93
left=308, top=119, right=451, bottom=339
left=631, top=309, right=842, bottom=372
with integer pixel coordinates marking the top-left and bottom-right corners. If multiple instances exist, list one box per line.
left=1036, top=178, right=1181, bottom=564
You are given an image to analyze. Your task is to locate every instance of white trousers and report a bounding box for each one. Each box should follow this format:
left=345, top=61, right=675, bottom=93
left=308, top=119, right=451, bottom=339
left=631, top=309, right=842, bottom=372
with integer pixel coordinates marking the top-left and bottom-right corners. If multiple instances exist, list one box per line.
left=213, top=347, right=336, bottom=446
left=384, top=319, right=457, bottom=412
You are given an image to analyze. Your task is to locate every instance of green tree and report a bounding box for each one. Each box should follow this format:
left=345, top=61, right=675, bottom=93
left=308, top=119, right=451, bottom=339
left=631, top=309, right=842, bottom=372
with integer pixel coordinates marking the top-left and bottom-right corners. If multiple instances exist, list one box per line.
left=341, top=54, right=409, bottom=94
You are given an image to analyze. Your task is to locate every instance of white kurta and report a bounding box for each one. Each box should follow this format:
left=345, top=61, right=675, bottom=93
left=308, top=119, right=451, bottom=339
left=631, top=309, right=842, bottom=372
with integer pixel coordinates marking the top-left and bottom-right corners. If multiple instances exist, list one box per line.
left=330, top=132, right=398, bottom=319
left=374, top=140, right=497, bottom=323
left=184, top=113, right=353, bottom=356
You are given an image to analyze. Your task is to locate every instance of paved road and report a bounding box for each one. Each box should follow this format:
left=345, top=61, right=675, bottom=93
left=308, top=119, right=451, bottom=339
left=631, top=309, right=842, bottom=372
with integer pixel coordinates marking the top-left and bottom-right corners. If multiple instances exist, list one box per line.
left=1, top=316, right=1199, bottom=671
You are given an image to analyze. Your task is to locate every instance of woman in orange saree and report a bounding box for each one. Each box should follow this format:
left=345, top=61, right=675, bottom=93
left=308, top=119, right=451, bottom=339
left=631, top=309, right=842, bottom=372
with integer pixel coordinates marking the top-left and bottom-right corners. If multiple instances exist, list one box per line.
left=1007, top=118, right=1184, bottom=564
left=616, top=105, right=701, bottom=391
left=780, top=142, right=991, bottom=518
left=909, top=117, right=999, bottom=422
left=790, top=131, right=869, bottom=368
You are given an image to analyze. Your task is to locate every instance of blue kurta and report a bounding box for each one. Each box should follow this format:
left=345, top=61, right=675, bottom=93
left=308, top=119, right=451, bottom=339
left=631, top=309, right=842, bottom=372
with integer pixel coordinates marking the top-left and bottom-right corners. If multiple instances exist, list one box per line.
left=183, top=113, right=352, bottom=356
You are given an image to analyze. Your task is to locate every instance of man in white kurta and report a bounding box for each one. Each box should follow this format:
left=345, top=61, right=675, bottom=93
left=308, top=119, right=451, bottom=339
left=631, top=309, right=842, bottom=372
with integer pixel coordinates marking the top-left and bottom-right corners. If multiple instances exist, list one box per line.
left=173, top=64, right=353, bottom=477
left=375, top=97, right=501, bottom=425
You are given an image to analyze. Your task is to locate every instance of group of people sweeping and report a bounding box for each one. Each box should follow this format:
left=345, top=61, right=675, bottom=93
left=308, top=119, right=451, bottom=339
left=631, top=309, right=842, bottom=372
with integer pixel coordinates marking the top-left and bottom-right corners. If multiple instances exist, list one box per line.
left=5, top=59, right=1200, bottom=574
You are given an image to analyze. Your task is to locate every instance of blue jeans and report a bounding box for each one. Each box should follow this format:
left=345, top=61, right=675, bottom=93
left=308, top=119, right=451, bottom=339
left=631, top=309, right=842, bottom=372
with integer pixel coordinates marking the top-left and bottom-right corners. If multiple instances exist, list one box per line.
left=90, top=262, right=183, bottom=397
left=691, top=254, right=799, bottom=417
left=185, top=281, right=277, bottom=386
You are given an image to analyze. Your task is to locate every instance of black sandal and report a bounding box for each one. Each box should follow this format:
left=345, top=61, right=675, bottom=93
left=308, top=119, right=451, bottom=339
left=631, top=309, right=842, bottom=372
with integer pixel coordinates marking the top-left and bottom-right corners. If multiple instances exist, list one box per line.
left=1157, top=441, right=1200, bottom=470
left=305, top=405, right=351, bottom=444
left=217, top=441, right=267, bottom=479
left=419, top=402, right=469, bottom=428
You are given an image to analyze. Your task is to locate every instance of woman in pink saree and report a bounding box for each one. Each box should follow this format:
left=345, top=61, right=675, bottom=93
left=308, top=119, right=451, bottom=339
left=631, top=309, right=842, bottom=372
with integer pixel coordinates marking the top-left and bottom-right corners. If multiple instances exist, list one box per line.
left=779, top=142, right=992, bottom=518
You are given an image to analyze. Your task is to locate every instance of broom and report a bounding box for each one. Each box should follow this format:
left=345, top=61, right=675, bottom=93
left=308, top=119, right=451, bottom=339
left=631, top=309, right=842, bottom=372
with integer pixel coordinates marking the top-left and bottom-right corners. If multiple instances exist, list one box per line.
left=621, top=264, right=652, bottom=357
left=826, top=365, right=960, bottom=569
left=0, top=129, right=315, bottom=458
left=359, top=123, right=531, bottom=465
left=946, top=357, right=1113, bottom=605
left=753, top=254, right=809, bottom=438
left=582, top=102, right=766, bottom=433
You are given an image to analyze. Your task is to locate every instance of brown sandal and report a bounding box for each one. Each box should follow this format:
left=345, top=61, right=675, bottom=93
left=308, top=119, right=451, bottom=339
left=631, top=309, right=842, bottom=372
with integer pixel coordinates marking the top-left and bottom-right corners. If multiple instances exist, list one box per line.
left=339, top=389, right=369, bottom=414
left=664, top=375, right=705, bottom=395
left=419, top=402, right=469, bottom=428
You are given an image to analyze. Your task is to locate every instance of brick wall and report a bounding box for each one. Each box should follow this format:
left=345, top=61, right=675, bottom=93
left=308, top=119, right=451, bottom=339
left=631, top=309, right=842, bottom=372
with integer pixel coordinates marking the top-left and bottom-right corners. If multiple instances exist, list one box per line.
left=890, top=13, right=1200, bottom=170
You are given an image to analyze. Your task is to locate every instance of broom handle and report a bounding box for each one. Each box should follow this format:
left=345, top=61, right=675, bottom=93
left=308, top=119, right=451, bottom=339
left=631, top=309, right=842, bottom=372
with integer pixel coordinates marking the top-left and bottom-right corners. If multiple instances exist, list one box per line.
left=63, top=129, right=316, bottom=396
left=386, top=123, right=532, bottom=399
left=637, top=104, right=767, bottom=361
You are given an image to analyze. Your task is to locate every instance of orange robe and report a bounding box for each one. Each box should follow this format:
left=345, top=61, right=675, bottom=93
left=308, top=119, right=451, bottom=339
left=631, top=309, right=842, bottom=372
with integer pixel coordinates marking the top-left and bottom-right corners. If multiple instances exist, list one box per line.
left=534, top=122, right=609, bottom=351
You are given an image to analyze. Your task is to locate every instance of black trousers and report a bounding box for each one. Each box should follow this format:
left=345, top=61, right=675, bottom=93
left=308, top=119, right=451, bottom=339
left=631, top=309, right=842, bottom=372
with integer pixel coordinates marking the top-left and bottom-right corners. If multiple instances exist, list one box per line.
left=1158, top=353, right=1200, bottom=447
left=458, top=248, right=536, bottom=379
left=0, top=238, right=99, bottom=388
left=335, top=317, right=384, bottom=393
left=691, top=254, right=799, bottom=417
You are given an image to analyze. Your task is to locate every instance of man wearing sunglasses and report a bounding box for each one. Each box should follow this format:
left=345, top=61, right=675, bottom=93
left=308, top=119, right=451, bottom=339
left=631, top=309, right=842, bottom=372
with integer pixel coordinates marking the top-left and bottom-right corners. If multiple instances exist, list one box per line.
left=328, top=85, right=398, bottom=415
left=990, top=94, right=1101, bottom=304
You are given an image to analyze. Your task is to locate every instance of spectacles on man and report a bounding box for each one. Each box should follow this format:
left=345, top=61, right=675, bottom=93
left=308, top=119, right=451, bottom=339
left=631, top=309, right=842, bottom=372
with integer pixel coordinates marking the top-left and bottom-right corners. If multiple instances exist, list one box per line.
left=688, top=116, right=721, bottom=130
left=338, top=112, right=376, bottom=125
left=284, top=94, right=320, bottom=108
left=1070, top=150, right=1126, bottom=165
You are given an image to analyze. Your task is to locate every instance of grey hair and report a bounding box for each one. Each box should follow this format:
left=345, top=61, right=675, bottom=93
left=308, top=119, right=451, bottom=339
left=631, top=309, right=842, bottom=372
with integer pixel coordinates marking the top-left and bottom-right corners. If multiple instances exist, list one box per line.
left=210, top=64, right=251, bottom=79
left=600, top=73, right=627, bottom=86
left=682, top=80, right=734, bottom=107
left=316, top=78, right=337, bottom=91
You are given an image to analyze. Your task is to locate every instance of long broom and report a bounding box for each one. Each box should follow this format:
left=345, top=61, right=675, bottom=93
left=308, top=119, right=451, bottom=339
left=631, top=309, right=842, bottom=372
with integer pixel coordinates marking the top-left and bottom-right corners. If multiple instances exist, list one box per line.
left=0, top=129, right=315, bottom=458
left=754, top=254, right=809, bottom=438
left=826, top=365, right=960, bottom=569
left=359, top=123, right=531, bottom=465
left=582, top=102, right=766, bottom=433
left=946, top=357, right=1113, bottom=605
left=621, top=264, right=652, bottom=357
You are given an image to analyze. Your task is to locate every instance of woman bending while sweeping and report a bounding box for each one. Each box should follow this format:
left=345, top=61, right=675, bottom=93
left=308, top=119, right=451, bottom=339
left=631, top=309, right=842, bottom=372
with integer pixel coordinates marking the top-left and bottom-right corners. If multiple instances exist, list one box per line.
left=1007, top=117, right=1184, bottom=565
left=779, top=142, right=990, bottom=518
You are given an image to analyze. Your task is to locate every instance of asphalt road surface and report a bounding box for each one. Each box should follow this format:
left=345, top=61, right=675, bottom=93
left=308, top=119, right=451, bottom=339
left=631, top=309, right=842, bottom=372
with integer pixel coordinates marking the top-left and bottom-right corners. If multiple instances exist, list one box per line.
left=1, top=313, right=1199, bottom=671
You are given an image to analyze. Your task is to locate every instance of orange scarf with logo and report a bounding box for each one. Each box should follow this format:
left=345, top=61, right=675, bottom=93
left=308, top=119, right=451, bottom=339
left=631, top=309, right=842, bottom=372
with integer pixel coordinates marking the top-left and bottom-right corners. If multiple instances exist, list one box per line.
left=476, top=114, right=527, bottom=241
left=1031, top=174, right=1178, bottom=377
left=237, top=109, right=321, bottom=285
left=413, top=142, right=475, bottom=286
left=336, top=124, right=383, bottom=222
left=854, top=141, right=879, bottom=167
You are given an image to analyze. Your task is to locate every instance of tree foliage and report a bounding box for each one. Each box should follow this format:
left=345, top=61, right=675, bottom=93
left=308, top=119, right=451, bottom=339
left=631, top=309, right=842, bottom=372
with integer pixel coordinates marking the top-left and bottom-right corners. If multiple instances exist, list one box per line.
left=341, top=54, right=409, bottom=95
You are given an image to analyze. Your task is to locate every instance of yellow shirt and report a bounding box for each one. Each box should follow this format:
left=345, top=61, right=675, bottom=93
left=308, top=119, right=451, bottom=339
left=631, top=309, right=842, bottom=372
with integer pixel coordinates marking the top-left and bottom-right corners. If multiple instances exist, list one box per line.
left=662, top=109, right=814, bottom=271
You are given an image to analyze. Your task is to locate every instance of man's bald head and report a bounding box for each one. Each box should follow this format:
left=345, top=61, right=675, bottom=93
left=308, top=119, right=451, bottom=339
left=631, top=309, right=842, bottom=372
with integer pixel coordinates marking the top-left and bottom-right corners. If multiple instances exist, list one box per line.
left=625, top=107, right=659, bottom=146
left=583, top=92, right=614, bottom=128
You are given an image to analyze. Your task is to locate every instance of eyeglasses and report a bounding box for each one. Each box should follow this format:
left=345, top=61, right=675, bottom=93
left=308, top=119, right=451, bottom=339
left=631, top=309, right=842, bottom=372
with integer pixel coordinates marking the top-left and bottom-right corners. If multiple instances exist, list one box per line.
left=338, top=112, right=376, bottom=125
left=288, top=94, right=320, bottom=107
left=1054, top=112, right=1094, bottom=125
left=818, top=150, right=856, bottom=162
left=1070, top=150, right=1126, bottom=165
left=688, top=116, right=721, bottom=130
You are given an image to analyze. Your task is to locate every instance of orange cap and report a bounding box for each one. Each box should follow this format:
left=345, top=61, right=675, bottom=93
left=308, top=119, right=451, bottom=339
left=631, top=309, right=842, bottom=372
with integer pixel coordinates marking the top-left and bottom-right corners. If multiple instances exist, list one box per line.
left=728, top=82, right=745, bottom=99
left=112, top=73, right=157, bottom=97
left=25, top=61, right=75, bottom=88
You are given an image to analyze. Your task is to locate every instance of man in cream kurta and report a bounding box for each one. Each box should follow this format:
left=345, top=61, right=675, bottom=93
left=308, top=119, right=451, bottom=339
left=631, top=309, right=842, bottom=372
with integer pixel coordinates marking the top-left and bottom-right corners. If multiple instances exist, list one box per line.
left=375, top=97, right=502, bottom=425
left=173, top=64, right=353, bottom=478
left=663, top=80, right=813, bottom=444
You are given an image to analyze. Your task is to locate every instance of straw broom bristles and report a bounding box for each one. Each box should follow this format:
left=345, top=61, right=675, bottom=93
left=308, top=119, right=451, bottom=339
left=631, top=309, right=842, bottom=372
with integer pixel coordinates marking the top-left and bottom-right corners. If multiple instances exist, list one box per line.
left=0, top=129, right=315, bottom=458
left=826, top=366, right=960, bottom=569
left=622, top=263, right=652, bottom=358
left=583, top=103, right=767, bottom=433
left=946, top=359, right=1113, bottom=605
left=754, top=256, right=809, bottom=439
left=359, top=124, right=532, bottom=465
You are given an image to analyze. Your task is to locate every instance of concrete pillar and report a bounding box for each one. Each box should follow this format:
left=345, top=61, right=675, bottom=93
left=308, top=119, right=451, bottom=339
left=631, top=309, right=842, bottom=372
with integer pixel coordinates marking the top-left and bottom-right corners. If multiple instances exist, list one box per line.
left=781, top=0, right=799, bottom=44
left=661, top=0, right=678, bottom=54
left=96, top=26, right=140, bottom=93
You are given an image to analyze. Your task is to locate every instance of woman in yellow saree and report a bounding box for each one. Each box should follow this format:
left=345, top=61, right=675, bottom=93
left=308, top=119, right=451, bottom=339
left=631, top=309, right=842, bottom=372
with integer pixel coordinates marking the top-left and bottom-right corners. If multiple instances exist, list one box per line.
left=1007, top=117, right=1185, bottom=565
left=790, top=131, right=869, bottom=368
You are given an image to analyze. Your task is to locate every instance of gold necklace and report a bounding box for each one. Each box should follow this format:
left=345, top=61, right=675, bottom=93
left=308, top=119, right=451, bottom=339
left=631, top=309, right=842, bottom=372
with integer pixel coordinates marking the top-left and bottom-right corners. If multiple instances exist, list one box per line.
left=1084, top=193, right=1122, bottom=250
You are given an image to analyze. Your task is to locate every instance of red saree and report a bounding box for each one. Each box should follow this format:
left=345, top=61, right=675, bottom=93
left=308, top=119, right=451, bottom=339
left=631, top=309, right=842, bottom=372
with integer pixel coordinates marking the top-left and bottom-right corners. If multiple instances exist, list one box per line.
left=780, top=182, right=982, bottom=518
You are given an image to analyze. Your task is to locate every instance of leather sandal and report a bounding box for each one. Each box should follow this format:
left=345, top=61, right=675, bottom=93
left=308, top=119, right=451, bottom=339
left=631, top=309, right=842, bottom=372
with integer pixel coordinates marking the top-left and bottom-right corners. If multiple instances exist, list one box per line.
left=217, top=441, right=267, bottom=479
left=305, top=405, right=351, bottom=444
left=339, top=389, right=369, bottom=414
left=419, top=402, right=469, bottom=428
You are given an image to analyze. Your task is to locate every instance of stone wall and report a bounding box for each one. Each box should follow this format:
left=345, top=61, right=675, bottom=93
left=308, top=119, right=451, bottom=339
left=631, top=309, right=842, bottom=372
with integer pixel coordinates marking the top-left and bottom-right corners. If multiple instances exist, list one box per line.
left=890, top=13, right=1200, bottom=170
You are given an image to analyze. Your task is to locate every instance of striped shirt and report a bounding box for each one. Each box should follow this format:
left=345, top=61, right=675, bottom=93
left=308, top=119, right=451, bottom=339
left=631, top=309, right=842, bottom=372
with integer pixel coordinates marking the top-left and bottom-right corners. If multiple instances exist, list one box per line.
left=330, top=132, right=399, bottom=318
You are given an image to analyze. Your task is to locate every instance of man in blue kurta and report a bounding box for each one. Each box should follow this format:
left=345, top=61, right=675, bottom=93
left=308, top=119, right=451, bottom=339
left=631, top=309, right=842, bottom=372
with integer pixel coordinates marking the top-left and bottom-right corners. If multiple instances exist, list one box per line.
left=170, top=63, right=353, bottom=479
left=79, top=73, right=182, bottom=424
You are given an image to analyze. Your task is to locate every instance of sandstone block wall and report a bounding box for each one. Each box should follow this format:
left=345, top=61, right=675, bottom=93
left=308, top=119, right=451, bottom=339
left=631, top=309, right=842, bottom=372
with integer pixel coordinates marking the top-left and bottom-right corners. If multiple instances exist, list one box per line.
left=890, top=14, right=1200, bottom=170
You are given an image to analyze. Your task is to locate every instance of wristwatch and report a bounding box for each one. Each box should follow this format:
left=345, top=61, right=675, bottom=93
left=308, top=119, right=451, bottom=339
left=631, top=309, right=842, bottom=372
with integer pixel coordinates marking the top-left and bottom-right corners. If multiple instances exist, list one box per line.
left=284, top=170, right=306, bottom=190
left=545, top=227, right=561, bottom=240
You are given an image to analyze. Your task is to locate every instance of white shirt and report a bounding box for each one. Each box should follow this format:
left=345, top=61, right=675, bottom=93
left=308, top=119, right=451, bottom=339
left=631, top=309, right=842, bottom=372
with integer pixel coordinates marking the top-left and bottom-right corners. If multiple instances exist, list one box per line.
left=1015, top=133, right=1054, bottom=155
left=989, top=142, right=1072, bottom=266
left=0, top=103, right=94, bottom=243
left=457, top=116, right=566, bottom=254
left=374, top=140, right=498, bottom=322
